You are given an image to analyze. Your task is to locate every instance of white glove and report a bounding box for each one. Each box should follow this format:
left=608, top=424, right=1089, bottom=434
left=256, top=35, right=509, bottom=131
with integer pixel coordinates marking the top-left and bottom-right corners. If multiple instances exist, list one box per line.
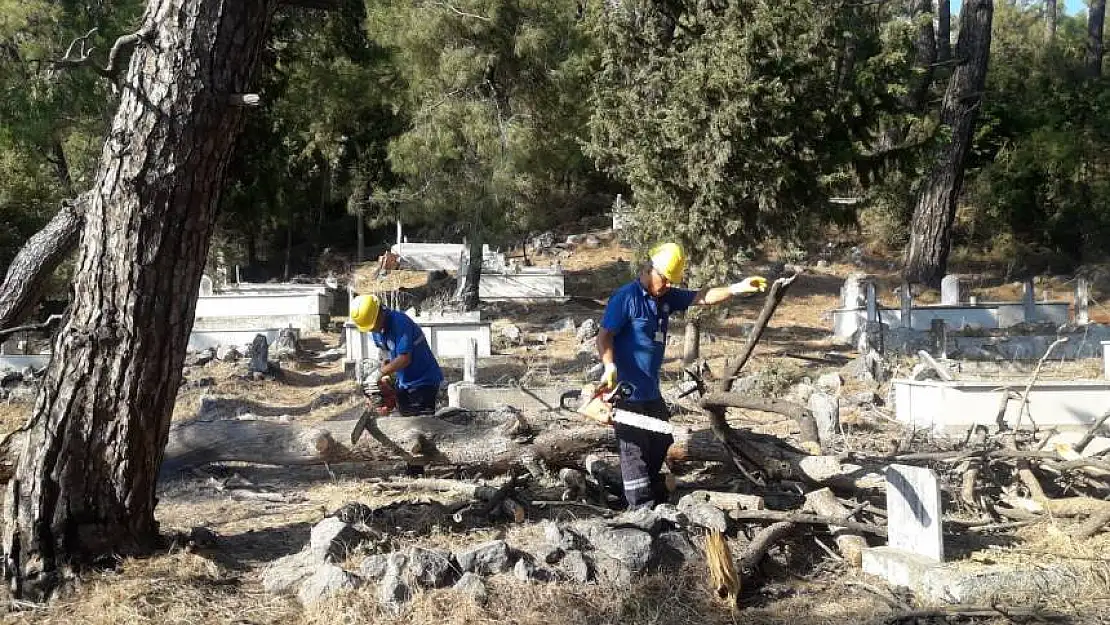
left=600, top=362, right=617, bottom=389
left=729, top=276, right=768, bottom=295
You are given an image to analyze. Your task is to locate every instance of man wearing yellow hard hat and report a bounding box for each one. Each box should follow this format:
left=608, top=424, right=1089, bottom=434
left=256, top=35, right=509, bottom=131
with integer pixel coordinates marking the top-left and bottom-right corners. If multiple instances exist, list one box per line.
left=350, top=293, right=444, bottom=416
left=596, top=242, right=766, bottom=509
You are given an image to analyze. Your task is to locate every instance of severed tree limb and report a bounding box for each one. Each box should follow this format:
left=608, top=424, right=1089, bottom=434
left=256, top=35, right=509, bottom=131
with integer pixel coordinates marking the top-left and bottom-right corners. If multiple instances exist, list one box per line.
left=0, top=196, right=85, bottom=331
left=739, top=521, right=796, bottom=573
left=729, top=509, right=887, bottom=537
left=1072, top=506, right=1110, bottom=540
left=700, top=392, right=818, bottom=446
left=699, top=272, right=799, bottom=480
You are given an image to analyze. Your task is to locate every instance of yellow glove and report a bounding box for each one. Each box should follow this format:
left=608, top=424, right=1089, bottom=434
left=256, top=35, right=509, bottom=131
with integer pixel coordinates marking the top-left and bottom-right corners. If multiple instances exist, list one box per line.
left=729, top=276, right=768, bottom=295
left=600, top=362, right=618, bottom=389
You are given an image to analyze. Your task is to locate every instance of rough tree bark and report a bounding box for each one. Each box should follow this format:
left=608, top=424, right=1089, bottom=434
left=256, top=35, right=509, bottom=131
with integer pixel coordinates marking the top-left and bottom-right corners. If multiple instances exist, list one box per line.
left=1045, top=0, right=1057, bottom=43
left=907, top=0, right=938, bottom=111
left=902, top=0, right=993, bottom=287
left=938, top=0, right=952, bottom=62
left=1088, top=0, right=1106, bottom=77
left=0, top=198, right=84, bottom=331
left=1, top=0, right=277, bottom=600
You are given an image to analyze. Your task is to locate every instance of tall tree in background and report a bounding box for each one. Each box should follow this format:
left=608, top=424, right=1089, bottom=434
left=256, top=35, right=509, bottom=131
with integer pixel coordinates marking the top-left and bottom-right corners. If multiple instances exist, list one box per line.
left=1045, top=0, right=1058, bottom=42
left=588, top=0, right=914, bottom=284
left=938, top=0, right=952, bottom=61
left=1088, top=0, right=1106, bottom=76
left=368, top=0, right=599, bottom=308
left=903, top=0, right=994, bottom=286
left=1, top=0, right=276, bottom=599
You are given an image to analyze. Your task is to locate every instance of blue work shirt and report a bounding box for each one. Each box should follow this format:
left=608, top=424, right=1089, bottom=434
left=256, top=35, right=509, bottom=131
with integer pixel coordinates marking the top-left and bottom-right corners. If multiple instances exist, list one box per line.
left=600, top=281, right=698, bottom=401
left=372, top=309, right=444, bottom=390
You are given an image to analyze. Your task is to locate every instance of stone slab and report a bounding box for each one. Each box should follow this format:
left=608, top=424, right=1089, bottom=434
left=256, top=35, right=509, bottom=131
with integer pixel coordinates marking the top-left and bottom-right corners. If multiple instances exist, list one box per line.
left=863, top=546, right=1106, bottom=605
left=885, top=464, right=943, bottom=562
left=448, top=382, right=568, bottom=412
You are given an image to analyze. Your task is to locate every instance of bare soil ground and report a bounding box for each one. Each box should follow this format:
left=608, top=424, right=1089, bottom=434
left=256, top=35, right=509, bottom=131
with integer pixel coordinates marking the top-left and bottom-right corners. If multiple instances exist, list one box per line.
left=2, top=235, right=1109, bottom=624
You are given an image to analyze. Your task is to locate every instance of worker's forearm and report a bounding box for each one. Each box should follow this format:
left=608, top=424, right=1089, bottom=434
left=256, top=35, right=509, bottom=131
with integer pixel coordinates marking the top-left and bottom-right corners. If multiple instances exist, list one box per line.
left=596, top=331, right=615, bottom=365
left=695, top=286, right=735, bottom=306
left=380, top=353, right=411, bottom=376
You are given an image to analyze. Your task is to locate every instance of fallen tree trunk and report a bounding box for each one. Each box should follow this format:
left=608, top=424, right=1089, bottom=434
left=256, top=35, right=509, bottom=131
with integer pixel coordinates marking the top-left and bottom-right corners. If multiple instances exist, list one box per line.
left=161, top=415, right=616, bottom=476
left=159, top=411, right=887, bottom=490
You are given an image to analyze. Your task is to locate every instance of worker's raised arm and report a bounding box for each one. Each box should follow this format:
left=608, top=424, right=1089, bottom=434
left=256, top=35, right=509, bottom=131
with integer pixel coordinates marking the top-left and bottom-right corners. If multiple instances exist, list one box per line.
left=692, top=276, right=767, bottom=306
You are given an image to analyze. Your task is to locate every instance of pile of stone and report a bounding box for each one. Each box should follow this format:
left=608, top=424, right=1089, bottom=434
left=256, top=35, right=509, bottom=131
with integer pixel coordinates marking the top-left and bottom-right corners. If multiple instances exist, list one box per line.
left=262, top=498, right=722, bottom=608
left=0, top=366, right=42, bottom=402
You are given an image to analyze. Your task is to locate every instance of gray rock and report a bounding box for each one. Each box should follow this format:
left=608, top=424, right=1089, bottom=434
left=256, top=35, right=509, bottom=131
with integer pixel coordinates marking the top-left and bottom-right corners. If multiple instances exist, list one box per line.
left=551, top=318, right=577, bottom=333
left=262, top=549, right=315, bottom=594
left=652, top=531, right=700, bottom=569
left=6, top=384, right=36, bottom=403
left=808, top=391, right=840, bottom=443
left=360, top=554, right=390, bottom=580
left=20, top=366, right=35, bottom=383
left=538, top=544, right=564, bottom=565
left=676, top=496, right=729, bottom=533
left=514, top=557, right=549, bottom=583
left=453, top=572, right=488, bottom=604
left=406, top=547, right=457, bottom=588
left=377, top=552, right=411, bottom=608
left=543, top=521, right=587, bottom=552
left=816, top=372, right=842, bottom=394
left=310, top=517, right=366, bottom=563
left=783, top=382, right=816, bottom=406
left=561, top=550, right=592, bottom=583
left=297, top=563, right=360, bottom=605
left=273, top=327, right=301, bottom=359
left=652, top=503, right=686, bottom=526
left=594, top=527, right=654, bottom=573
left=216, top=345, right=240, bottom=362
left=844, top=390, right=880, bottom=407
left=610, top=506, right=676, bottom=536
left=187, top=348, right=215, bottom=367
left=248, top=335, right=269, bottom=374
left=455, top=540, right=513, bottom=575
left=576, top=319, right=599, bottom=342
left=590, top=551, right=633, bottom=588
left=500, top=324, right=523, bottom=344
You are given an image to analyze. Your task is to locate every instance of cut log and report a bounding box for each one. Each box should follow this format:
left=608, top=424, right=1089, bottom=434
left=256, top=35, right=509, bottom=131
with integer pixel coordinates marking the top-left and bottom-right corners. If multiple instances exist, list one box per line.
left=739, top=521, right=796, bottom=573
left=1072, top=507, right=1110, bottom=540
left=803, top=488, right=868, bottom=567
left=161, top=415, right=616, bottom=476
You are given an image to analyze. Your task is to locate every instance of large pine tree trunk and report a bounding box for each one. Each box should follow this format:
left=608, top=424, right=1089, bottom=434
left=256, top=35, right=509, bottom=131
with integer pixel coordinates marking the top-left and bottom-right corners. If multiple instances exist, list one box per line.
left=1, top=0, right=276, bottom=600
left=903, top=0, right=993, bottom=287
left=1088, top=0, right=1106, bottom=77
left=907, top=0, right=938, bottom=111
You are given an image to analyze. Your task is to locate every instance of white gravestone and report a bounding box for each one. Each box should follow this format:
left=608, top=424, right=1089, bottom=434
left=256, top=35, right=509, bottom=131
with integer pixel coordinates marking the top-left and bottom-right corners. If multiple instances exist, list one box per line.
left=885, top=464, right=944, bottom=562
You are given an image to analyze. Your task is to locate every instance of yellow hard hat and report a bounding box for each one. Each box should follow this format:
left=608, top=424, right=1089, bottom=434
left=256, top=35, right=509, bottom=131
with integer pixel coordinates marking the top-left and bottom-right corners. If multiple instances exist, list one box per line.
left=350, top=294, right=382, bottom=332
left=650, top=242, right=686, bottom=284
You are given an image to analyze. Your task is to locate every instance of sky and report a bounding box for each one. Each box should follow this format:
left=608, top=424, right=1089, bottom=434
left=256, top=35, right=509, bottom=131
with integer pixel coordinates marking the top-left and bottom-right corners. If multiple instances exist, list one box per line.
left=952, top=0, right=1087, bottom=15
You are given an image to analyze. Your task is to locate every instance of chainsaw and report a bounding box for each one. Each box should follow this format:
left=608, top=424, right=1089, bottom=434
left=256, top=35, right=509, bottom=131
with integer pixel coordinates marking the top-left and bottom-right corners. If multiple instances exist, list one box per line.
left=558, top=381, right=676, bottom=435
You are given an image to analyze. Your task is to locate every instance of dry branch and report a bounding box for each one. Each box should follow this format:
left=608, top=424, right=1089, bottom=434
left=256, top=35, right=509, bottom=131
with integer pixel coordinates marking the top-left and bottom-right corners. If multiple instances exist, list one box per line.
left=729, top=509, right=887, bottom=537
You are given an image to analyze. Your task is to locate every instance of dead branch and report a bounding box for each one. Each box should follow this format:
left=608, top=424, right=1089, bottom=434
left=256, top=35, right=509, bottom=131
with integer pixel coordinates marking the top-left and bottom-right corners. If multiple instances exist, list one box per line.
left=1077, top=410, right=1110, bottom=454
left=739, top=521, right=796, bottom=573
left=699, top=393, right=819, bottom=446
left=804, top=488, right=868, bottom=567
left=53, top=27, right=152, bottom=80
left=870, top=603, right=1067, bottom=624
left=729, top=509, right=887, bottom=537
left=1072, top=507, right=1110, bottom=540
left=1013, top=336, right=1068, bottom=430
left=0, top=316, right=62, bottom=341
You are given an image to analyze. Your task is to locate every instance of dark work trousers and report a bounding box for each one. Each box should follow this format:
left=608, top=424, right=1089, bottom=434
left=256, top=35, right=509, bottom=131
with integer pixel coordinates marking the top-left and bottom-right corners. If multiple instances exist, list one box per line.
left=614, top=397, right=673, bottom=509
left=396, top=385, right=439, bottom=416
left=396, top=385, right=438, bottom=476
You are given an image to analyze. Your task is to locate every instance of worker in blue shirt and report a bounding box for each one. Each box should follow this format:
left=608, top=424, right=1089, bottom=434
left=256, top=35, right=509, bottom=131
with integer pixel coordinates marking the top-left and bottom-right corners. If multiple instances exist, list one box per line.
left=350, top=294, right=444, bottom=415
left=597, top=242, right=767, bottom=509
